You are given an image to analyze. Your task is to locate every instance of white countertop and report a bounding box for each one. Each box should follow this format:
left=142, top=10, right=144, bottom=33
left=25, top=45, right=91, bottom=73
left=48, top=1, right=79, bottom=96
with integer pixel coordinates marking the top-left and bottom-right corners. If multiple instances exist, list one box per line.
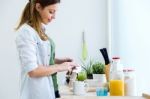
left=57, top=86, right=145, bottom=99
left=59, top=96, right=145, bottom=99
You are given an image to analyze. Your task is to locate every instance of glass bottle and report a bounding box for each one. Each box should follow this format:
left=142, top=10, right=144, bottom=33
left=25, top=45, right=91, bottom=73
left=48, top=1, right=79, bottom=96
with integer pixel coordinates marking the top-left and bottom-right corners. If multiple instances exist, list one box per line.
left=123, top=69, right=136, bottom=96
left=109, top=57, right=124, bottom=96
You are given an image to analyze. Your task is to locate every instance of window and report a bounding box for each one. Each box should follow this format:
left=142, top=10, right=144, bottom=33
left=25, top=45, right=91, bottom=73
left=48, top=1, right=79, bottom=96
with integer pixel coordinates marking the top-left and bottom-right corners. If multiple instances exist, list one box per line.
left=111, top=0, right=150, bottom=95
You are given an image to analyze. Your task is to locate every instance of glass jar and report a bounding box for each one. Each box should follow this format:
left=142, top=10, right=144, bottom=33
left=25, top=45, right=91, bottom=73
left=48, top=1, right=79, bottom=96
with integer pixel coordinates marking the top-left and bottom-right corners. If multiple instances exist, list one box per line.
left=109, top=57, right=124, bottom=96
left=123, top=69, right=136, bottom=96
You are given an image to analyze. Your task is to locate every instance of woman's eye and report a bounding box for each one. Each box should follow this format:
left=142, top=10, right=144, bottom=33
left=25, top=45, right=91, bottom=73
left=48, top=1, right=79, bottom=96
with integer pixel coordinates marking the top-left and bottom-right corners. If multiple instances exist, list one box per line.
left=49, top=11, right=55, bottom=14
left=49, top=11, right=53, bottom=14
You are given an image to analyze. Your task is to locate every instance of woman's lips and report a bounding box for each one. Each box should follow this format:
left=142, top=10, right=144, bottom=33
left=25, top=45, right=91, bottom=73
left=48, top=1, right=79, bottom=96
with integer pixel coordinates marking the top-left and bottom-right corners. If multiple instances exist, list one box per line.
left=48, top=19, right=51, bottom=22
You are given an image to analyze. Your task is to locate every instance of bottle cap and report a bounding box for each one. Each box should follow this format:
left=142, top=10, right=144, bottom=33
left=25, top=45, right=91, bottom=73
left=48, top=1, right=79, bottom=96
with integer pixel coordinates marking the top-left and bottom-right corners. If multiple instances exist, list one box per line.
left=112, top=57, right=120, bottom=60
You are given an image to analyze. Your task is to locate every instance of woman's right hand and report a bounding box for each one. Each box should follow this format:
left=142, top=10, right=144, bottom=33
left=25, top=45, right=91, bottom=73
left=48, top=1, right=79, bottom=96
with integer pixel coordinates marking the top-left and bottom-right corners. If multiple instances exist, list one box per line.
left=57, top=62, right=79, bottom=72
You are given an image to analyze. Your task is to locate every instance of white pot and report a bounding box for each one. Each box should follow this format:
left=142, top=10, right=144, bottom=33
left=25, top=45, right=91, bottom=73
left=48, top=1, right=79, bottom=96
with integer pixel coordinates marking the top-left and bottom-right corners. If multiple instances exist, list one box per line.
left=85, top=79, right=100, bottom=87
left=93, top=74, right=107, bottom=84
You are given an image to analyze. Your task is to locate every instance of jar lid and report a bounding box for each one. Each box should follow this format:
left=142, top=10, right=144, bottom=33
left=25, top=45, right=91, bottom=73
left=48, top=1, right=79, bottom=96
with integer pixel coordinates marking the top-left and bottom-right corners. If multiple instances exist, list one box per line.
left=112, top=57, right=120, bottom=60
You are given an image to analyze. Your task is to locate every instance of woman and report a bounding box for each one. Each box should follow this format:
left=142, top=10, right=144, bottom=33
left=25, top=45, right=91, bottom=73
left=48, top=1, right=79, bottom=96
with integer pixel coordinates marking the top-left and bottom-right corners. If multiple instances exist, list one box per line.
left=15, top=0, right=78, bottom=99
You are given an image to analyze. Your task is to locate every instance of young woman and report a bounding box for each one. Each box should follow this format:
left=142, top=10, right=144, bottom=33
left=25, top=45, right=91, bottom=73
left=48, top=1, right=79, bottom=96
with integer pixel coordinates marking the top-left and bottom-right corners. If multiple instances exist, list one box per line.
left=15, top=0, right=78, bottom=99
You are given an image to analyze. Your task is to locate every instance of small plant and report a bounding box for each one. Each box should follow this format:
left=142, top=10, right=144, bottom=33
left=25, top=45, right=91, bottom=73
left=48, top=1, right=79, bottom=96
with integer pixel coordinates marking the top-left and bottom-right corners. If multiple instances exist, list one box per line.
left=80, top=59, right=93, bottom=79
left=77, top=71, right=87, bottom=81
left=92, top=62, right=105, bottom=74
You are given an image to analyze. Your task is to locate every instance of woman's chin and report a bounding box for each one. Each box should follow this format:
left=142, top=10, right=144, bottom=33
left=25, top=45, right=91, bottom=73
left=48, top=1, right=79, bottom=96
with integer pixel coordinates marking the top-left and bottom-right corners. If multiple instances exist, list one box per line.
left=42, top=22, right=49, bottom=25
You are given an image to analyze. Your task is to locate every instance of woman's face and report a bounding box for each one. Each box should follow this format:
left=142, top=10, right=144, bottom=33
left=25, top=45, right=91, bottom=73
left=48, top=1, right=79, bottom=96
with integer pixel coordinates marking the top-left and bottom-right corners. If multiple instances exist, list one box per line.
left=36, top=3, right=58, bottom=24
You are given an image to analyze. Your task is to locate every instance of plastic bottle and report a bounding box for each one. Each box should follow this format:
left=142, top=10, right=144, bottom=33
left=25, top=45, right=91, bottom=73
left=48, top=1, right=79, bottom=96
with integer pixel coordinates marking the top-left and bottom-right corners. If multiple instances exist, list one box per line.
left=109, top=57, right=124, bottom=96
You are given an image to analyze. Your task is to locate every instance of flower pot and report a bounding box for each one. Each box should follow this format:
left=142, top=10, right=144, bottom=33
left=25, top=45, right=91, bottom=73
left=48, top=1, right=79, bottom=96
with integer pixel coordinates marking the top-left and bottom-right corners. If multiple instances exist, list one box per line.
left=73, top=81, right=88, bottom=95
left=93, top=74, right=107, bottom=84
left=85, top=79, right=99, bottom=87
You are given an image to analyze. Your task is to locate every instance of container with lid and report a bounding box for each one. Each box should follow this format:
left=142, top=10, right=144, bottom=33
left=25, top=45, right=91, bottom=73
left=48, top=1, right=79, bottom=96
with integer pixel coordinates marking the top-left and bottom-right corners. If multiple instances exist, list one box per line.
left=123, top=69, right=136, bottom=96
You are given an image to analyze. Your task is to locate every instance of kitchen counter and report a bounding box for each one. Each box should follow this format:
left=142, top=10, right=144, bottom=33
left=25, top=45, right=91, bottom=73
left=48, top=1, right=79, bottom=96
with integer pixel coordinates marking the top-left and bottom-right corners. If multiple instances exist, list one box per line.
left=57, top=86, right=146, bottom=99
left=58, top=96, right=145, bottom=99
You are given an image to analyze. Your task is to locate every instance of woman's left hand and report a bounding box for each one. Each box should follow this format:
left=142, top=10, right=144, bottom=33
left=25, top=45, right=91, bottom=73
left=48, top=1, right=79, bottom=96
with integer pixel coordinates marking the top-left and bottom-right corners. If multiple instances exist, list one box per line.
left=64, top=57, right=73, bottom=62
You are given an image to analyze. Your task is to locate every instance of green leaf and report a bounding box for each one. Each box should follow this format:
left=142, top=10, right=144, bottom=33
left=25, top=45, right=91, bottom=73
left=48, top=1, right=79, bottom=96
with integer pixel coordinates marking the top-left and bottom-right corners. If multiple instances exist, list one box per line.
left=81, top=31, right=88, bottom=61
left=82, top=43, right=88, bottom=60
left=92, top=62, right=105, bottom=74
left=80, top=58, right=94, bottom=79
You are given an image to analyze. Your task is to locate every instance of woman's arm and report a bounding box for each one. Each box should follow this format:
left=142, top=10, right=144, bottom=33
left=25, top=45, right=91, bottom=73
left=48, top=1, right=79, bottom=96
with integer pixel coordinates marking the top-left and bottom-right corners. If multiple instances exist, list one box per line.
left=28, top=62, right=77, bottom=77
left=16, top=30, right=77, bottom=78
left=55, top=58, right=73, bottom=64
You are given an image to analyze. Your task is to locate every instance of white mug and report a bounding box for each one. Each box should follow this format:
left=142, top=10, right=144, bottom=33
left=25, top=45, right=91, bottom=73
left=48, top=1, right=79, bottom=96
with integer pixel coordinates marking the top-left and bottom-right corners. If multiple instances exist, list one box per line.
left=73, top=81, right=88, bottom=95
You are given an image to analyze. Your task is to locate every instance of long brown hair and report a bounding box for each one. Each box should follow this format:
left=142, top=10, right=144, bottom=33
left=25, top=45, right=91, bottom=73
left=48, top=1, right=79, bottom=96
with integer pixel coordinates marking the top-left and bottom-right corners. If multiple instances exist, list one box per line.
left=16, top=0, right=60, bottom=41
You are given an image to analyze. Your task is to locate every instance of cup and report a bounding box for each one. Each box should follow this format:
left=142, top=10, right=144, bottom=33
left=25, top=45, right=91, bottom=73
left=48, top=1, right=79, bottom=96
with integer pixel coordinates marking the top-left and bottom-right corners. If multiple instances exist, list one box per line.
left=73, top=81, right=88, bottom=95
left=96, top=87, right=108, bottom=96
left=72, top=66, right=82, bottom=73
left=69, top=79, right=74, bottom=88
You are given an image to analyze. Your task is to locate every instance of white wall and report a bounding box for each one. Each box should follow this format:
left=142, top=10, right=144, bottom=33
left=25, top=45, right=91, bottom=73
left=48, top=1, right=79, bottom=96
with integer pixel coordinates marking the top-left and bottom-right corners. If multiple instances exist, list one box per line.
left=0, top=0, right=27, bottom=99
left=111, top=0, right=150, bottom=95
left=46, top=0, right=108, bottom=85
left=0, top=0, right=108, bottom=98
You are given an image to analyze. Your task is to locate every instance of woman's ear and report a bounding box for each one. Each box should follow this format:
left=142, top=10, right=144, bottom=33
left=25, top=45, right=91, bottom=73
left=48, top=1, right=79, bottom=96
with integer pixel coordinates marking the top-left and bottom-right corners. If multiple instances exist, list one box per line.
left=35, top=3, right=42, bottom=12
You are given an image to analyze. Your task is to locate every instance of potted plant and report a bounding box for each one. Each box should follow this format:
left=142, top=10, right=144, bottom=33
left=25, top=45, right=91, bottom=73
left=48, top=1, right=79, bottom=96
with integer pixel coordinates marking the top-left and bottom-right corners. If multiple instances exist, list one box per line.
left=73, top=71, right=88, bottom=95
left=92, top=62, right=106, bottom=83
left=80, top=59, right=93, bottom=79
left=92, top=62, right=105, bottom=74
left=76, top=71, right=87, bottom=81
